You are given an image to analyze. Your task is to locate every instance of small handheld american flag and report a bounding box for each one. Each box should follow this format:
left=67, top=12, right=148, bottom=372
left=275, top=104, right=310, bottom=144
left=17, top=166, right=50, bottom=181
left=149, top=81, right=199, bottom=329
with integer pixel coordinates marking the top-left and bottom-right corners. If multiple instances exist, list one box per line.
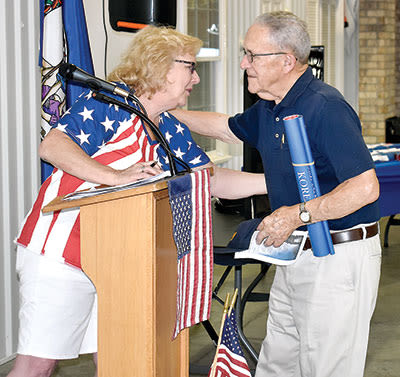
left=209, top=291, right=252, bottom=377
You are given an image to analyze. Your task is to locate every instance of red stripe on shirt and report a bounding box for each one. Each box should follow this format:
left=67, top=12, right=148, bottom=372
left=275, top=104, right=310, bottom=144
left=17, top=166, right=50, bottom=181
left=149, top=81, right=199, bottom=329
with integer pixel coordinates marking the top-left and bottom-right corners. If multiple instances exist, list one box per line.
left=17, top=174, right=53, bottom=245
left=62, top=215, right=81, bottom=268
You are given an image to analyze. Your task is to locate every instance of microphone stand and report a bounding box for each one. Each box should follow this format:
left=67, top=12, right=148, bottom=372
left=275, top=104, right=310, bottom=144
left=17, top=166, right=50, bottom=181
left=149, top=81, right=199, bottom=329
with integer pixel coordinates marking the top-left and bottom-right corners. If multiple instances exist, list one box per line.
left=91, top=91, right=192, bottom=177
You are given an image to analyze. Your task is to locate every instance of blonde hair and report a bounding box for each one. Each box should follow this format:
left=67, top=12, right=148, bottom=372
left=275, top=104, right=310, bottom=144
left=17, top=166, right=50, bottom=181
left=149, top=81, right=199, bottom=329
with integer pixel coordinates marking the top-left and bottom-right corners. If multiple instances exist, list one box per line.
left=108, top=26, right=202, bottom=97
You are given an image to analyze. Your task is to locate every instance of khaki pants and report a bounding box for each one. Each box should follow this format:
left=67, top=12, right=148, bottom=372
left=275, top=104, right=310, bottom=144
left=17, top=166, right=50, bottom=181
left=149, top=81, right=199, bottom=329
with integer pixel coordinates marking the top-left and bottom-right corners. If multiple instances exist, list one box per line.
left=255, top=233, right=381, bottom=377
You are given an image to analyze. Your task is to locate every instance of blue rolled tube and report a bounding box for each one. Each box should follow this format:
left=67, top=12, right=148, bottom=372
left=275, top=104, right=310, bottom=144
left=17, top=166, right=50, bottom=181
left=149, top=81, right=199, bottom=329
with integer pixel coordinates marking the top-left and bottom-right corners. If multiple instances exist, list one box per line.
left=283, top=114, right=335, bottom=257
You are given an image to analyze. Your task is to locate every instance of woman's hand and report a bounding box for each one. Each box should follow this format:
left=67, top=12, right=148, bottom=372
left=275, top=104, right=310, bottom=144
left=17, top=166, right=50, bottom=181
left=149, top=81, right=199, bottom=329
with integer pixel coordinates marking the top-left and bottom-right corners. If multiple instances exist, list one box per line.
left=112, top=161, right=164, bottom=186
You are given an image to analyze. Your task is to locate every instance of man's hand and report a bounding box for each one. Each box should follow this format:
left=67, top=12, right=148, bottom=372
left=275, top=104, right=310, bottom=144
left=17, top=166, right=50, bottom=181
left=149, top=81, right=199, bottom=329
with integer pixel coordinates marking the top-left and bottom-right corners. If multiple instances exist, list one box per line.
left=256, top=205, right=300, bottom=247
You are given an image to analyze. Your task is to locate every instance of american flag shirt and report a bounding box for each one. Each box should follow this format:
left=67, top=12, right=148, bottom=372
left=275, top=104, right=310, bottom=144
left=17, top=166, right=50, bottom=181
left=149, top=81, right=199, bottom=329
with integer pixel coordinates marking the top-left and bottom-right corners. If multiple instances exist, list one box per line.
left=16, top=86, right=210, bottom=268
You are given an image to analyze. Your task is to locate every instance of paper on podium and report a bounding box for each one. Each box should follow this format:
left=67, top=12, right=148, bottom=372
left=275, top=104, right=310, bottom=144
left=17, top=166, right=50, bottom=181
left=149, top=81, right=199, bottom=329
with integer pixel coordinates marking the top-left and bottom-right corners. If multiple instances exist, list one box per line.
left=63, top=170, right=171, bottom=201
left=234, top=230, right=307, bottom=266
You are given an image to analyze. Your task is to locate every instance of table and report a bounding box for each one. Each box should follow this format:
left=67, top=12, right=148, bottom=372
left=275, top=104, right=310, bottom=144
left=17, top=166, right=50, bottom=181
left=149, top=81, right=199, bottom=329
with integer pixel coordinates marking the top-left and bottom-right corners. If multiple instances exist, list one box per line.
left=374, top=160, right=400, bottom=247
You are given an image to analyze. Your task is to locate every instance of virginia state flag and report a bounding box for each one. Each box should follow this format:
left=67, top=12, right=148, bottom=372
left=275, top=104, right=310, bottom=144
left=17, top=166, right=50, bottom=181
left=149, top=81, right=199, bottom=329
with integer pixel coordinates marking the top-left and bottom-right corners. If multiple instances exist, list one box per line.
left=39, top=0, right=94, bottom=182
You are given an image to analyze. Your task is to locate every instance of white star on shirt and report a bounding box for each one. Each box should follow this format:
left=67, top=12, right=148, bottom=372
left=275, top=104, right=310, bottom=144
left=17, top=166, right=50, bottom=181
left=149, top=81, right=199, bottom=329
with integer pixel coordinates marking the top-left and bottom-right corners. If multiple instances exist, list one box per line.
left=78, top=106, right=94, bottom=122
left=76, top=130, right=90, bottom=145
left=165, top=131, right=173, bottom=143
left=187, top=141, right=192, bottom=150
left=189, top=155, right=202, bottom=165
left=173, top=147, right=185, bottom=159
left=56, top=123, right=68, bottom=133
left=109, top=103, right=119, bottom=111
left=119, top=118, right=132, bottom=129
left=175, top=123, right=185, bottom=135
left=101, top=116, right=115, bottom=132
left=163, top=155, right=170, bottom=164
left=85, top=91, right=93, bottom=100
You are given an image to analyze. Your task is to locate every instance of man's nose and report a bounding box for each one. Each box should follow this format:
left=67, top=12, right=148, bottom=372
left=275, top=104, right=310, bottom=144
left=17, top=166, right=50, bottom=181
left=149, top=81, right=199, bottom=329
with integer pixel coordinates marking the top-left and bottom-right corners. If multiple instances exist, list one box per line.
left=240, top=55, right=251, bottom=70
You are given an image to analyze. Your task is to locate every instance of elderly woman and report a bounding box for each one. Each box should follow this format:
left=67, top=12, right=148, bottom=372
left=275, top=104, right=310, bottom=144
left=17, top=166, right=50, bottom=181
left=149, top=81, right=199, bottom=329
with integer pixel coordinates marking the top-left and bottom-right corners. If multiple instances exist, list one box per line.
left=9, top=26, right=266, bottom=377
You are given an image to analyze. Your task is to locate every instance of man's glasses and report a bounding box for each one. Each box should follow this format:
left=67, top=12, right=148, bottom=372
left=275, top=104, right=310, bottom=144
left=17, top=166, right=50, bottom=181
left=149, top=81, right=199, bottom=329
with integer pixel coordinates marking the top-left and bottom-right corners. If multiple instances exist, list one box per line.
left=241, top=48, right=287, bottom=63
left=175, top=59, right=197, bottom=74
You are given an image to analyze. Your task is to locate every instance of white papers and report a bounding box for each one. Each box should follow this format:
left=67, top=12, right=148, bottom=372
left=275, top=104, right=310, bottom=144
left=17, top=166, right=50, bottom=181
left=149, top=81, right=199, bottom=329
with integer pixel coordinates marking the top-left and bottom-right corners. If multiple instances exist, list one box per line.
left=63, top=171, right=171, bottom=201
left=234, top=230, right=307, bottom=266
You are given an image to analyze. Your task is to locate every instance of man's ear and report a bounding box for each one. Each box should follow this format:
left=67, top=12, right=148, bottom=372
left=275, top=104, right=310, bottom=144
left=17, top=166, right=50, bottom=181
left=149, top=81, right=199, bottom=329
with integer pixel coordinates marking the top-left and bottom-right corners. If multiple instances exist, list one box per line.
left=283, top=54, right=297, bottom=72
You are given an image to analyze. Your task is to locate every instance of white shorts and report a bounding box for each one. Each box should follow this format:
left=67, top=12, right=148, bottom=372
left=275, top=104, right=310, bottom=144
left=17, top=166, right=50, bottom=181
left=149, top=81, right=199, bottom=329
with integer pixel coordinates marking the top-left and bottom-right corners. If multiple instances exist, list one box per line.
left=16, top=246, right=97, bottom=359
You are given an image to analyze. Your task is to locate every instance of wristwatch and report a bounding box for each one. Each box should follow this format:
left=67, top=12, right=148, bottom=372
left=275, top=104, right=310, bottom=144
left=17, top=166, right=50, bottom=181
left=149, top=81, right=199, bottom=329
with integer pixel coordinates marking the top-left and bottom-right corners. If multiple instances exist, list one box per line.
left=299, top=202, right=312, bottom=224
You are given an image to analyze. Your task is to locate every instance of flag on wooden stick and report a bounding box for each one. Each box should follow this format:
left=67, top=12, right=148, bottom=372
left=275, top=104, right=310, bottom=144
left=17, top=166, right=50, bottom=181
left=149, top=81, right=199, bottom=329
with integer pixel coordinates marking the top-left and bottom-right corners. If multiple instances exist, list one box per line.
left=209, top=289, right=252, bottom=377
left=167, top=169, right=213, bottom=339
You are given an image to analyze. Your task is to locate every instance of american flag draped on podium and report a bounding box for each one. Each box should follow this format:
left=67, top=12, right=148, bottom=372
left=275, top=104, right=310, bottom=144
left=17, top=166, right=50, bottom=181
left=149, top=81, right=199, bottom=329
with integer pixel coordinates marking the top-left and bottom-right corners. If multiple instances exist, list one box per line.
left=209, top=310, right=252, bottom=377
left=39, top=0, right=93, bottom=182
left=167, top=169, right=213, bottom=339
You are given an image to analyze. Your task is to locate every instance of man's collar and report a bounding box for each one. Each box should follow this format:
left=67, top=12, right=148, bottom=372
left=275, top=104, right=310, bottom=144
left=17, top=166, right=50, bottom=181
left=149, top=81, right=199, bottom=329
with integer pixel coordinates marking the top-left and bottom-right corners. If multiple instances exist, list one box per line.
left=276, top=66, right=313, bottom=109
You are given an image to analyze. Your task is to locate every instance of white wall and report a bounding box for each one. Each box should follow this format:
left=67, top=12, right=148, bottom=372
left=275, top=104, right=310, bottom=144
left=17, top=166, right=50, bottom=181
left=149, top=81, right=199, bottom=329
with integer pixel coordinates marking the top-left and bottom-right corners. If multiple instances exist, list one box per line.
left=343, top=0, right=359, bottom=111
left=223, top=0, right=262, bottom=169
left=83, top=0, right=133, bottom=79
left=0, top=0, right=41, bottom=363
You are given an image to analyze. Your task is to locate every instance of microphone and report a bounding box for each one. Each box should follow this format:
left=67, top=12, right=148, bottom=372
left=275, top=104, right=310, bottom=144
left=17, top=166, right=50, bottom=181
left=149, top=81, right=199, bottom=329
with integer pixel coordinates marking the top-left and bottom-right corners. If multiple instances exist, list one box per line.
left=58, top=63, right=130, bottom=99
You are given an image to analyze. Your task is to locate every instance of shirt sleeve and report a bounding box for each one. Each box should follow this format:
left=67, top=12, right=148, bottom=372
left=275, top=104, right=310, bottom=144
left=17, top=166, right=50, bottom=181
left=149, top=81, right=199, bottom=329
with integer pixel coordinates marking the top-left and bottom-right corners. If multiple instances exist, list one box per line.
left=311, top=99, right=375, bottom=182
left=52, top=88, right=134, bottom=156
left=228, top=100, right=263, bottom=148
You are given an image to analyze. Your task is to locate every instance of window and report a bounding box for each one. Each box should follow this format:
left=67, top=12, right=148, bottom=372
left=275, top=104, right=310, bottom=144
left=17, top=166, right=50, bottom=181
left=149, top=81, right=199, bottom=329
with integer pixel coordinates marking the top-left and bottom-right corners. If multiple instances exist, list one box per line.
left=188, top=0, right=220, bottom=53
left=187, top=62, right=218, bottom=151
left=186, top=0, right=221, bottom=152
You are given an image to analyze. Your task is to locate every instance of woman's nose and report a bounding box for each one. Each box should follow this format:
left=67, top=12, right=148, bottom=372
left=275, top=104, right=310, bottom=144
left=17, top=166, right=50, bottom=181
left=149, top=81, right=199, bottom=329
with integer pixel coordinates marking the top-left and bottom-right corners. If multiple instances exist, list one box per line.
left=192, top=70, right=200, bottom=84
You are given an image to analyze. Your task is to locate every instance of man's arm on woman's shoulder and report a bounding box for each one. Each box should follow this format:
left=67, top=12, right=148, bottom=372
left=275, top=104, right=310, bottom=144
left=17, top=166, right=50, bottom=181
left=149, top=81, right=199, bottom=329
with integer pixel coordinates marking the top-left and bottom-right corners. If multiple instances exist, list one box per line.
left=171, top=109, right=240, bottom=144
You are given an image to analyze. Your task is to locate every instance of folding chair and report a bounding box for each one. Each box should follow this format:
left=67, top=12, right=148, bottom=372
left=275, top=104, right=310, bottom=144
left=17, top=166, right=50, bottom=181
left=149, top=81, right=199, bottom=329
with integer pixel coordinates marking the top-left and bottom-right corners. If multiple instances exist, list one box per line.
left=202, top=218, right=272, bottom=363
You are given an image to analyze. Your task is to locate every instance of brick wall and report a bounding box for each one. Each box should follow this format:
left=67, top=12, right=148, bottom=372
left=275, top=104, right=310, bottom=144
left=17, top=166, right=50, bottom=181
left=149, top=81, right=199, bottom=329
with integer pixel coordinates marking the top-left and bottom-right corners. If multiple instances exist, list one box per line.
left=359, top=0, right=397, bottom=143
left=396, top=1, right=400, bottom=114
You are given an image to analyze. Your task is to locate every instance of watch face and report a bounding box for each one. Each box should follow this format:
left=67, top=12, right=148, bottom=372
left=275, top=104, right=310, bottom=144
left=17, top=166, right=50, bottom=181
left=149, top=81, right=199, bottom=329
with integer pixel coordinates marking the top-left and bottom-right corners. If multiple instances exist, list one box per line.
left=300, top=211, right=311, bottom=223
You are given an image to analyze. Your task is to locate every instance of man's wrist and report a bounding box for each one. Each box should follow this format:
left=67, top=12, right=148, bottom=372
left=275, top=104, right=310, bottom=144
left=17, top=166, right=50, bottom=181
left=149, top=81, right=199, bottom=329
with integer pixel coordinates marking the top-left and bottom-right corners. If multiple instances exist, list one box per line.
left=299, top=202, right=312, bottom=224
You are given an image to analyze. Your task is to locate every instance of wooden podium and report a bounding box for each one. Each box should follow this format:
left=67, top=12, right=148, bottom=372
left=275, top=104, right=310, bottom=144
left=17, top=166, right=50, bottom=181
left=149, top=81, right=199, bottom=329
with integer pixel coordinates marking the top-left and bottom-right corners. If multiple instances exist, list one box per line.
left=44, top=181, right=188, bottom=377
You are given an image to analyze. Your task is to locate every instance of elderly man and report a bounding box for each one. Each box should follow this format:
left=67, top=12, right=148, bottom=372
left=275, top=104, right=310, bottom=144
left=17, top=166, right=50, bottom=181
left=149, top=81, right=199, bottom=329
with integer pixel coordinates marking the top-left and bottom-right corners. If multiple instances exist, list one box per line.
left=173, top=11, right=381, bottom=377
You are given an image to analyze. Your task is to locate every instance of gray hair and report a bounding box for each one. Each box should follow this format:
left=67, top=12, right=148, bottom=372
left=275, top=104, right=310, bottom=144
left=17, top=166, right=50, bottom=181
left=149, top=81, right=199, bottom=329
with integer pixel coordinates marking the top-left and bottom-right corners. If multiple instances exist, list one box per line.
left=254, top=11, right=311, bottom=64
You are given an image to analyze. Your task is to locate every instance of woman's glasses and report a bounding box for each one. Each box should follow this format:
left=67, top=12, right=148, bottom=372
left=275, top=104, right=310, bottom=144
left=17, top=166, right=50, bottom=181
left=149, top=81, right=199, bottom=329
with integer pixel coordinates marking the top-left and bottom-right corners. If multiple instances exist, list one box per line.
left=174, top=59, right=197, bottom=74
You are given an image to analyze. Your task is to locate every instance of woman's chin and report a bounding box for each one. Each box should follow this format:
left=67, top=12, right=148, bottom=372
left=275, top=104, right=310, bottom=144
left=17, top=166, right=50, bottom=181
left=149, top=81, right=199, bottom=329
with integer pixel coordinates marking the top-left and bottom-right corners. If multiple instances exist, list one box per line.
left=177, top=99, right=187, bottom=108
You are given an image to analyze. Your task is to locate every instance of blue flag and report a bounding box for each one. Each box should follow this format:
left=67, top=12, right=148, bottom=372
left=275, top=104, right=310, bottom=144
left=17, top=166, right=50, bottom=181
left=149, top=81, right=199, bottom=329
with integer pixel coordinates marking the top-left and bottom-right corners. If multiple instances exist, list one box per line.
left=39, top=0, right=94, bottom=182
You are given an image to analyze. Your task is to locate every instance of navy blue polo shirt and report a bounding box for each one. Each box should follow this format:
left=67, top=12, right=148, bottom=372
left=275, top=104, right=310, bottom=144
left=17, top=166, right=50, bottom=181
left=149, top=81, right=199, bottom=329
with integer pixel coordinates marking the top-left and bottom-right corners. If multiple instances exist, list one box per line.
left=229, top=67, right=380, bottom=230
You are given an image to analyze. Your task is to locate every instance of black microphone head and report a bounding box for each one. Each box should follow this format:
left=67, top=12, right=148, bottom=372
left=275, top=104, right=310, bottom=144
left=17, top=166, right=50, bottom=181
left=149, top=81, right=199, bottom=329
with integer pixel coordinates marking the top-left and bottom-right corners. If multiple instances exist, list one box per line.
left=58, top=62, right=119, bottom=94
left=58, top=63, right=76, bottom=80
